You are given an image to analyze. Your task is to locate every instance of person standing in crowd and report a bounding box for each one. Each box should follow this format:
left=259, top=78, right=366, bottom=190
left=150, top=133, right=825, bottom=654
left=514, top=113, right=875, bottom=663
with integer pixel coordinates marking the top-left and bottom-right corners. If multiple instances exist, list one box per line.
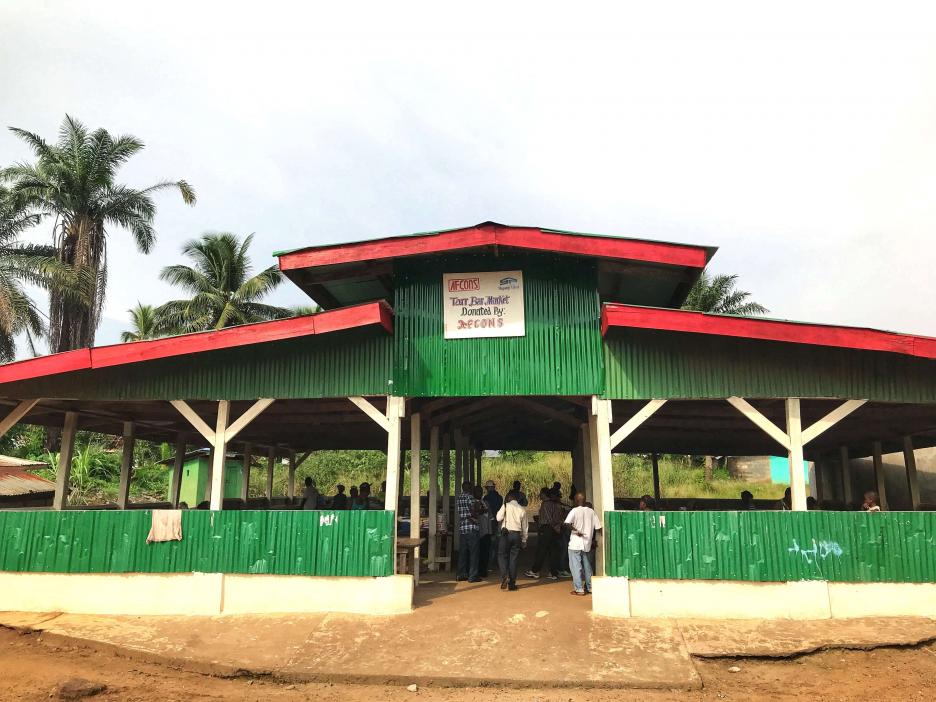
left=512, top=480, right=528, bottom=507
left=302, top=477, right=320, bottom=510
left=331, top=484, right=349, bottom=510
left=482, top=480, right=504, bottom=571
left=861, top=491, right=882, bottom=512
left=348, top=485, right=363, bottom=509
left=473, top=486, right=492, bottom=578
left=638, top=494, right=656, bottom=511
left=360, top=482, right=379, bottom=509
left=525, top=487, right=564, bottom=580
left=457, top=480, right=482, bottom=582
left=740, top=490, right=756, bottom=510
left=565, top=493, right=601, bottom=596
left=778, top=487, right=792, bottom=510
left=496, top=490, right=529, bottom=591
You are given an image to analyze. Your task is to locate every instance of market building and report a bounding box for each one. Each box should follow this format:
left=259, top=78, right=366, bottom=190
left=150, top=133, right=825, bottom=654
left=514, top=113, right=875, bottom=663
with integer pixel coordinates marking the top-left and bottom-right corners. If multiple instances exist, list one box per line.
left=0, top=221, right=934, bottom=619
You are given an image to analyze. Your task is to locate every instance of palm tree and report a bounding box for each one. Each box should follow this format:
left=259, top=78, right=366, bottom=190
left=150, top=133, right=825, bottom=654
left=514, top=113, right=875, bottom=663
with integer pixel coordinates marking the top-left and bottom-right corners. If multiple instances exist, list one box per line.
left=157, top=232, right=291, bottom=333
left=682, top=272, right=768, bottom=316
left=2, top=115, right=196, bottom=353
left=120, top=303, right=163, bottom=342
left=0, top=184, right=76, bottom=360
left=292, top=304, right=321, bottom=316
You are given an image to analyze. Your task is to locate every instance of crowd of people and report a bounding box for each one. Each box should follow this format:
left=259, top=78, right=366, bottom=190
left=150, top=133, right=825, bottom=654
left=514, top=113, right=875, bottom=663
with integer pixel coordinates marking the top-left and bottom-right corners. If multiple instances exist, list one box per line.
left=456, top=479, right=601, bottom=596
left=301, top=477, right=385, bottom=510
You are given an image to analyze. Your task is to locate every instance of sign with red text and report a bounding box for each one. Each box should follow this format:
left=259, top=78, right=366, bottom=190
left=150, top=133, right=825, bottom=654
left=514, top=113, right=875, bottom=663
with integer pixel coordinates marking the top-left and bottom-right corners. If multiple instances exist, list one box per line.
left=442, top=270, right=525, bottom=339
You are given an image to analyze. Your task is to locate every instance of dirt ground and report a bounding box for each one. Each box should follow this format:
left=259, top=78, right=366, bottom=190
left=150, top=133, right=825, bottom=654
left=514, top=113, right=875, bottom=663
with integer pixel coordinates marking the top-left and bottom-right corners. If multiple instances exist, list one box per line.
left=2, top=626, right=935, bottom=702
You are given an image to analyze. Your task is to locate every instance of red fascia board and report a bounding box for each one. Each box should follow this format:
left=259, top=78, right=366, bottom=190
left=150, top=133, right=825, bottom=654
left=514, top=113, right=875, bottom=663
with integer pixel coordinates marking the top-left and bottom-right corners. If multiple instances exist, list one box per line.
left=0, top=348, right=91, bottom=384
left=278, top=226, right=708, bottom=271
left=601, top=304, right=936, bottom=360
left=0, top=302, right=393, bottom=384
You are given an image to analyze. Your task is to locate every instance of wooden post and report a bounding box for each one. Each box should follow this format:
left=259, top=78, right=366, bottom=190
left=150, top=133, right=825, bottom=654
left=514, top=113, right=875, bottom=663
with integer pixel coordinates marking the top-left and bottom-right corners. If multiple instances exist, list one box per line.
left=785, top=399, right=807, bottom=512
left=52, top=411, right=78, bottom=511
left=0, top=399, right=40, bottom=439
left=428, top=425, right=440, bottom=571
left=287, top=449, right=297, bottom=501
left=383, top=396, right=404, bottom=511
left=453, top=429, right=463, bottom=553
left=410, top=412, right=421, bottom=540
left=240, top=442, right=251, bottom=503
left=593, top=399, right=615, bottom=516
left=209, top=401, right=231, bottom=510
left=169, top=434, right=186, bottom=508
left=903, top=436, right=921, bottom=511
left=475, top=448, right=482, bottom=487
left=117, top=421, right=135, bottom=510
left=581, top=424, right=593, bottom=503
left=872, top=440, right=888, bottom=510
left=266, top=446, right=276, bottom=500
left=651, top=453, right=661, bottom=501
left=840, top=446, right=852, bottom=507
left=441, top=432, right=451, bottom=568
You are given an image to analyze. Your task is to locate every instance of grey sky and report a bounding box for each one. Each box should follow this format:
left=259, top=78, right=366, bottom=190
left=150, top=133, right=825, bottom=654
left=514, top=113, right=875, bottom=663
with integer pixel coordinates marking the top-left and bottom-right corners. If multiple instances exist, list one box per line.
left=2, top=1, right=936, bottom=348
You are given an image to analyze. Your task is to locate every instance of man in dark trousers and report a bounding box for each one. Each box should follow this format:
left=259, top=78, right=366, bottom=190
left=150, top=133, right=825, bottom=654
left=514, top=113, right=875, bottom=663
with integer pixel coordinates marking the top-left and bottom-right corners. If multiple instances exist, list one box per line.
left=456, top=480, right=481, bottom=582
left=525, top=488, right=564, bottom=580
left=496, top=490, right=529, bottom=591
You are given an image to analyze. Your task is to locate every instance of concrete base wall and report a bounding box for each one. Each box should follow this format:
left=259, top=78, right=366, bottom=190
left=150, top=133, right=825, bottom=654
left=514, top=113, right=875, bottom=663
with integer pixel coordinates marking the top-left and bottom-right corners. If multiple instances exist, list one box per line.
left=0, top=572, right=413, bottom=617
left=592, top=576, right=936, bottom=620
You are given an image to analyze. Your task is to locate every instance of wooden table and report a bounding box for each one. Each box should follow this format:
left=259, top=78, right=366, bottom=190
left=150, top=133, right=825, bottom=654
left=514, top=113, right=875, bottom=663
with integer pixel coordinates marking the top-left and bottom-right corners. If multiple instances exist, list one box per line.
left=396, top=537, right=425, bottom=587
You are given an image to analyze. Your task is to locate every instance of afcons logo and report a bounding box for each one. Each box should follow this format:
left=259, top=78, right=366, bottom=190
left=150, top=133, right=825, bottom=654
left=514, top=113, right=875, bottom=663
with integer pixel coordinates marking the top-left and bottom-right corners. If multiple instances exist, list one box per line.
left=498, top=276, right=519, bottom=290
left=448, top=277, right=480, bottom=292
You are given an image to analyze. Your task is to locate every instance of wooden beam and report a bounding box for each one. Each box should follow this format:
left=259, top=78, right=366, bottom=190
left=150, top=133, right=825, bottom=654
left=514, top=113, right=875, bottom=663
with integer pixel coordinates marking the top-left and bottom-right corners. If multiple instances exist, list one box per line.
left=651, top=453, right=661, bottom=501
left=410, top=413, right=421, bottom=549
left=429, top=398, right=499, bottom=426
left=428, top=425, right=440, bottom=571
left=225, top=399, right=275, bottom=443
left=209, top=401, right=231, bottom=510
left=507, top=398, right=582, bottom=429
left=801, top=399, right=867, bottom=446
left=903, top=436, right=921, bottom=511
left=0, top=399, right=40, bottom=438
left=840, top=446, right=853, bottom=506
left=349, top=396, right=391, bottom=432
left=727, top=397, right=790, bottom=451
left=170, top=400, right=216, bottom=445
left=170, top=434, right=186, bottom=508
left=117, top=421, right=135, bottom=510
left=52, top=411, right=78, bottom=511
left=609, top=399, right=666, bottom=450
left=383, top=396, right=404, bottom=512
left=872, top=440, right=888, bottom=510
left=240, top=443, right=252, bottom=502
left=266, top=446, right=276, bottom=500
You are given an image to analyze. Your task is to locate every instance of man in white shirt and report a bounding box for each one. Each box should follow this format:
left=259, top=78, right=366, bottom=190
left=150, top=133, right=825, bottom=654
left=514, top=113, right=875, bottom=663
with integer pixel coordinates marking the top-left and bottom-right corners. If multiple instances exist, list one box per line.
left=496, top=490, right=529, bottom=591
left=564, top=493, right=601, bottom=595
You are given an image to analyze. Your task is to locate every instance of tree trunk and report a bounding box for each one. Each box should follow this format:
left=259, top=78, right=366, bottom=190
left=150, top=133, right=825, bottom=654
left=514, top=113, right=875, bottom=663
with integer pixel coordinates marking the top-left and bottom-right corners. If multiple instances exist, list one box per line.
left=704, top=456, right=714, bottom=482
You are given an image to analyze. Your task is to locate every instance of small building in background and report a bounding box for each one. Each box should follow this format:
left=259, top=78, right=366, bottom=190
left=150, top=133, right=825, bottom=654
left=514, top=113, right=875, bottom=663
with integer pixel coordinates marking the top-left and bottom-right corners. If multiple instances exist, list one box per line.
left=0, top=455, right=54, bottom=509
left=159, top=449, right=246, bottom=508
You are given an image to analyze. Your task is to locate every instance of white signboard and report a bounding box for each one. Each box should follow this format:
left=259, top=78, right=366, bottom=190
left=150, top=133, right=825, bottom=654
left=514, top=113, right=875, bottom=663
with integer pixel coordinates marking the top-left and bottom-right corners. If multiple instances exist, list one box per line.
left=442, top=270, right=525, bottom=339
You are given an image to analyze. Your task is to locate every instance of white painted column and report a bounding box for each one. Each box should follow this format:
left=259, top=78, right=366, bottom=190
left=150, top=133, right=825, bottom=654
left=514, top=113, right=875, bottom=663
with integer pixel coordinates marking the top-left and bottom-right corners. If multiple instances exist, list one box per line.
left=169, top=434, right=186, bottom=509
left=840, top=446, right=852, bottom=507
left=441, top=432, right=451, bottom=565
left=383, top=396, right=404, bottom=512
left=287, top=450, right=297, bottom=501
left=593, top=398, right=615, bottom=516
left=785, top=398, right=807, bottom=512
left=117, top=421, right=135, bottom=510
left=453, top=429, right=463, bottom=553
left=903, top=436, right=921, bottom=511
left=209, top=401, right=231, bottom=510
left=428, top=425, right=440, bottom=571
left=240, top=443, right=251, bottom=503
left=872, top=440, right=888, bottom=510
left=266, top=446, right=276, bottom=501
left=410, top=412, right=421, bottom=540
left=587, top=415, right=602, bottom=512
left=52, top=411, right=78, bottom=511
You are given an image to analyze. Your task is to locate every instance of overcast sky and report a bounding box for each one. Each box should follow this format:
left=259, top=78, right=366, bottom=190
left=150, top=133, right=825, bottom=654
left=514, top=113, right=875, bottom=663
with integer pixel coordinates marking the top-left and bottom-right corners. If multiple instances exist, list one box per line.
left=2, top=1, right=936, bottom=348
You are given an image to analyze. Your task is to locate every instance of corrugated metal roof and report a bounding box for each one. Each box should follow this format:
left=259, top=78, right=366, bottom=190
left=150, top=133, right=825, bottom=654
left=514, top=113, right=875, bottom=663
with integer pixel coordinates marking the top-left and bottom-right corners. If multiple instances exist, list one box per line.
left=0, top=470, right=54, bottom=496
left=0, top=454, right=48, bottom=469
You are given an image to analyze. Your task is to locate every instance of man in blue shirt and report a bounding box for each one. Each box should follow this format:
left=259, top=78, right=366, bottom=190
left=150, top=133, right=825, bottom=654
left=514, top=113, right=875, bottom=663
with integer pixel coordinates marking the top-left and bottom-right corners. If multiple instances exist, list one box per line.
left=456, top=481, right=481, bottom=582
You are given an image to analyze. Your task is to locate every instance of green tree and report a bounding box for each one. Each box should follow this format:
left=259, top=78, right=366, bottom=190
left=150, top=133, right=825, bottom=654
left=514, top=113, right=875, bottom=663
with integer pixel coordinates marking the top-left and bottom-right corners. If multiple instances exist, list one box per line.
left=157, top=232, right=290, bottom=333
left=682, top=272, right=768, bottom=316
left=3, top=115, right=195, bottom=353
left=120, top=302, right=163, bottom=342
left=292, top=304, right=321, bottom=316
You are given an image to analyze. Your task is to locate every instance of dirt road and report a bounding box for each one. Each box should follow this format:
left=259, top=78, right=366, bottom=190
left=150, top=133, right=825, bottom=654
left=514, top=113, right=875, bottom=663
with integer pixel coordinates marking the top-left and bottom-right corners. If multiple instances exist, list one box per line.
left=2, top=626, right=934, bottom=702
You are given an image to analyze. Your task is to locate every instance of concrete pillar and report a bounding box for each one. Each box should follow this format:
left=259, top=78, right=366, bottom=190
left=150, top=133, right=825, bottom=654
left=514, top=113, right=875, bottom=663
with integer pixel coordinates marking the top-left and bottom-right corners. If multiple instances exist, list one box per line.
left=903, top=436, right=921, bottom=511
left=840, top=446, right=852, bottom=507
left=872, top=440, right=888, bottom=510
left=441, top=432, right=451, bottom=551
left=428, top=425, right=440, bottom=571
left=785, top=398, right=807, bottom=512
left=169, top=434, right=186, bottom=508
left=287, top=450, right=297, bottom=501
left=117, top=421, right=135, bottom=510
left=209, top=401, right=231, bottom=510
left=409, top=412, right=421, bottom=540
left=383, top=396, right=404, bottom=511
left=588, top=397, right=614, bottom=576
left=651, top=453, right=661, bottom=501
left=265, top=446, right=276, bottom=500
left=52, top=411, right=78, bottom=511
left=240, top=443, right=251, bottom=503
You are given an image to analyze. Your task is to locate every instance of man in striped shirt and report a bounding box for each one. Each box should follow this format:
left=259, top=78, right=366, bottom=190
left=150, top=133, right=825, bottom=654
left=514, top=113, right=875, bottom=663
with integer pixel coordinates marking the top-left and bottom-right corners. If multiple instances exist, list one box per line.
left=456, top=481, right=482, bottom=582
left=525, top=488, right=565, bottom=580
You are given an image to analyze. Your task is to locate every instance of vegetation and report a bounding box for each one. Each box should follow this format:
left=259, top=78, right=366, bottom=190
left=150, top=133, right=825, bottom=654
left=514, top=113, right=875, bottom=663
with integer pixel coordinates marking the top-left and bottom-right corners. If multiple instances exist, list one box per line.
left=682, top=271, right=768, bottom=316
left=120, top=302, right=164, bottom=342
left=156, top=232, right=290, bottom=333
left=3, top=115, right=195, bottom=352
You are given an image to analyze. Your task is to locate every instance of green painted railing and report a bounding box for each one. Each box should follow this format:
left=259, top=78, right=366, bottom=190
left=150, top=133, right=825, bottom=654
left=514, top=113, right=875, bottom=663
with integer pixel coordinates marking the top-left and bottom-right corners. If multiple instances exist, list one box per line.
left=605, top=510, right=936, bottom=583
left=0, top=510, right=394, bottom=577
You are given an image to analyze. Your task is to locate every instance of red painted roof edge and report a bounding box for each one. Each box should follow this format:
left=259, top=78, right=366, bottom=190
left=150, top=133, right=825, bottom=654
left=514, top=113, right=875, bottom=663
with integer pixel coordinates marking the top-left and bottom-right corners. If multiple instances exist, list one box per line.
left=0, top=302, right=393, bottom=384
left=601, top=304, right=936, bottom=360
left=278, top=224, right=710, bottom=272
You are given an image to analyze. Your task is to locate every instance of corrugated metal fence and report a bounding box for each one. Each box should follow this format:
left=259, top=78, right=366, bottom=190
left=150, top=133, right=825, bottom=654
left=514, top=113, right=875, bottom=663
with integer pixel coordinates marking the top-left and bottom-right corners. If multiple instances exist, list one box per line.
left=605, top=510, right=936, bottom=583
left=0, top=510, right=394, bottom=577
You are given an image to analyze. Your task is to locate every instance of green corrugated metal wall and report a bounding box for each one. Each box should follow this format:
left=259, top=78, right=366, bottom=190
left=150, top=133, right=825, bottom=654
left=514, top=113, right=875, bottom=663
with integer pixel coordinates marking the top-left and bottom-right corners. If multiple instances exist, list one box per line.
left=0, top=510, right=394, bottom=577
left=605, top=510, right=936, bottom=583
left=0, top=329, right=393, bottom=401
left=604, top=329, right=936, bottom=402
left=393, top=253, right=604, bottom=396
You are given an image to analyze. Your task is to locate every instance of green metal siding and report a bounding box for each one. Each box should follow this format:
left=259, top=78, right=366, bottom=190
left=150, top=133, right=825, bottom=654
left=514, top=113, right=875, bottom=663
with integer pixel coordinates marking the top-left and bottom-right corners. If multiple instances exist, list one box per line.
left=0, top=329, right=393, bottom=400
left=393, top=253, right=604, bottom=396
left=0, top=510, right=394, bottom=577
left=604, top=330, right=936, bottom=402
left=605, top=510, right=936, bottom=583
